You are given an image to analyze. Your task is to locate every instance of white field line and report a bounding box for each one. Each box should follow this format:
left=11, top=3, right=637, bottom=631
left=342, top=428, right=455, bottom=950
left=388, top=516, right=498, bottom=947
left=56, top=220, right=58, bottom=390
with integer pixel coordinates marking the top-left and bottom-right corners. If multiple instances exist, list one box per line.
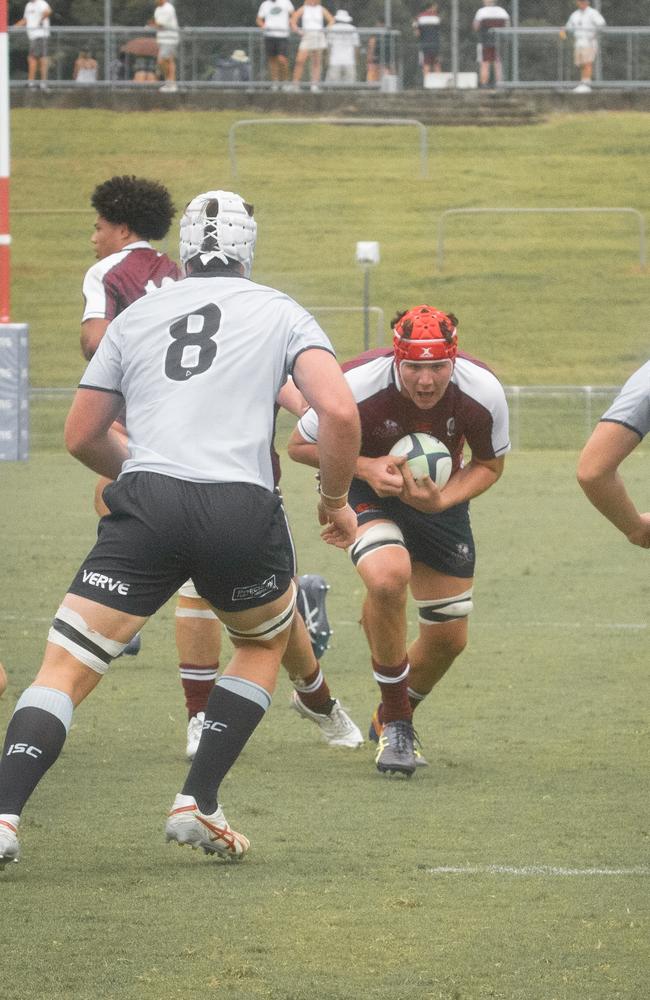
left=423, top=864, right=650, bottom=877
left=0, top=615, right=647, bottom=630
left=334, top=620, right=646, bottom=630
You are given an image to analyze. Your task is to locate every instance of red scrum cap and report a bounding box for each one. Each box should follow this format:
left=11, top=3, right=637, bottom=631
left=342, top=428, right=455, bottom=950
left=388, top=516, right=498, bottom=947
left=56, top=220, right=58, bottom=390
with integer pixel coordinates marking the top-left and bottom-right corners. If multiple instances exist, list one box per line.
left=392, top=305, right=458, bottom=364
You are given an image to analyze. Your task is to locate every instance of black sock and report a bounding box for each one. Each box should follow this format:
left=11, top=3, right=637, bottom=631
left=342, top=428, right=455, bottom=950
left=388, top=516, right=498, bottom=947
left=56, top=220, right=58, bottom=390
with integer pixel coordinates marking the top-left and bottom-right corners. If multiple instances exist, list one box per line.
left=0, top=706, right=69, bottom=816
left=182, top=681, right=268, bottom=814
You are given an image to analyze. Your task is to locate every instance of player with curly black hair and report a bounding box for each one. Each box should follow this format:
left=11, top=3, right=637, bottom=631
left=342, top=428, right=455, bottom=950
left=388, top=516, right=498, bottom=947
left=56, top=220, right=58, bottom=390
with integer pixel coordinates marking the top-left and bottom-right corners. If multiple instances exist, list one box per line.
left=82, top=175, right=179, bottom=361
left=90, top=175, right=175, bottom=244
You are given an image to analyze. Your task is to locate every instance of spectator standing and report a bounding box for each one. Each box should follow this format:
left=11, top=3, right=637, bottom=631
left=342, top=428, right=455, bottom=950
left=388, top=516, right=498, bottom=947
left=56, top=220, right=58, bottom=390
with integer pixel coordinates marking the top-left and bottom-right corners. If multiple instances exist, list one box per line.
left=290, top=0, right=335, bottom=92
left=560, top=0, right=606, bottom=93
left=325, top=9, right=360, bottom=85
left=256, top=0, right=295, bottom=90
left=413, top=4, right=442, bottom=82
left=472, top=0, right=509, bottom=88
left=13, top=0, right=51, bottom=91
left=73, top=50, right=98, bottom=84
left=147, top=0, right=180, bottom=93
left=577, top=362, right=650, bottom=548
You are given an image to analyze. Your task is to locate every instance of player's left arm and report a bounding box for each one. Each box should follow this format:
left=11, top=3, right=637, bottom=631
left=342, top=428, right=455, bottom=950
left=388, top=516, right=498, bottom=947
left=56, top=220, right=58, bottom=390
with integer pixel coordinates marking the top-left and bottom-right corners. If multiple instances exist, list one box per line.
left=64, top=388, right=128, bottom=480
left=400, top=454, right=504, bottom=513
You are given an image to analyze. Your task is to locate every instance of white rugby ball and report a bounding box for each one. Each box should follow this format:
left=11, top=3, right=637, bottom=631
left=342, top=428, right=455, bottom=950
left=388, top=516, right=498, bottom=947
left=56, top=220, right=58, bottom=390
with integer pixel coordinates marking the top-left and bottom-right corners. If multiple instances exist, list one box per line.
left=389, top=432, right=452, bottom=488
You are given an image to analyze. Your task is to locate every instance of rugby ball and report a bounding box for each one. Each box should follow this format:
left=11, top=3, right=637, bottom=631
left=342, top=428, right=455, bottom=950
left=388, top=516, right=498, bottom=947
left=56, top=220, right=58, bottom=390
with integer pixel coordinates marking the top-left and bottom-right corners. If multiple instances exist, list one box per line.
left=389, top=432, right=452, bottom=488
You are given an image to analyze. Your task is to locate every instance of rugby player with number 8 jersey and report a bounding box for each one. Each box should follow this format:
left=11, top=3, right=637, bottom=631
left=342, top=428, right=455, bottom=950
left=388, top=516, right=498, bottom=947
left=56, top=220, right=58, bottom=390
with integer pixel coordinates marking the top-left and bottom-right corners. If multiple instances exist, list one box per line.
left=0, top=190, right=360, bottom=868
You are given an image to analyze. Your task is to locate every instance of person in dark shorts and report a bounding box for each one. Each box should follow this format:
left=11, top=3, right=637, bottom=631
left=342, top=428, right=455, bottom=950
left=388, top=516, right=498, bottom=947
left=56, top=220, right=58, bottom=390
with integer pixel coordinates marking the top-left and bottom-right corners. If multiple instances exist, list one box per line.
left=414, top=4, right=442, bottom=80
left=257, top=0, right=295, bottom=89
left=0, top=189, right=360, bottom=869
left=289, top=305, right=510, bottom=778
left=472, top=0, right=510, bottom=88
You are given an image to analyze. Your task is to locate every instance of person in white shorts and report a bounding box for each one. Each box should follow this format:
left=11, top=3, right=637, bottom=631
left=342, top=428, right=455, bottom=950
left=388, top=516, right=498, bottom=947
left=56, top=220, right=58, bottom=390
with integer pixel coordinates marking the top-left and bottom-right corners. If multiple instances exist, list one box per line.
left=325, top=9, right=360, bottom=85
left=560, top=0, right=606, bottom=93
left=148, top=0, right=180, bottom=92
left=290, top=0, right=334, bottom=91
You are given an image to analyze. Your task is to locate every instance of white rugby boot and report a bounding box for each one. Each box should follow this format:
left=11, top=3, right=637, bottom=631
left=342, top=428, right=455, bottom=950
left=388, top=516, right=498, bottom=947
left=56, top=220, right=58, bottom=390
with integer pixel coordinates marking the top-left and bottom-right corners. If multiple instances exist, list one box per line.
left=0, top=817, right=20, bottom=868
left=290, top=691, right=364, bottom=748
left=165, top=794, right=249, bottom=859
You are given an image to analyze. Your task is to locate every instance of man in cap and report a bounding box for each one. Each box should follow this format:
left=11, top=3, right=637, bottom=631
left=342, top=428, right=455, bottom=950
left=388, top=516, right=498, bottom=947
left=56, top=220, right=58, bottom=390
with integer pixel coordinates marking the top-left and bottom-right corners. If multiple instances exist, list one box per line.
left=0, top=190, right=360, bottom=869
left=289, top=306, right=510, bottom=777
left=326, top=10, right=360, bottom=85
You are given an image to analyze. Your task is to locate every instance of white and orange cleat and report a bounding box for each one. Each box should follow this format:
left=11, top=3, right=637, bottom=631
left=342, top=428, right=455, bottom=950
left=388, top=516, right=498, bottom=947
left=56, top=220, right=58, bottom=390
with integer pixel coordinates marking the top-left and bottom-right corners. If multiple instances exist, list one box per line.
left=165, top=793, right=249, bottom=859
left=0, top=816, right=20, bottom=868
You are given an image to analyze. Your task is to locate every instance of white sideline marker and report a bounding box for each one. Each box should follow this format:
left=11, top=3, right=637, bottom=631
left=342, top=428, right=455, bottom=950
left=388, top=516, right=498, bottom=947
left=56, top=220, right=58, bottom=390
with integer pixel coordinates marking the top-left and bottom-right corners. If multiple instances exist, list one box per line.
left=422, top=864, right=650, bottom=877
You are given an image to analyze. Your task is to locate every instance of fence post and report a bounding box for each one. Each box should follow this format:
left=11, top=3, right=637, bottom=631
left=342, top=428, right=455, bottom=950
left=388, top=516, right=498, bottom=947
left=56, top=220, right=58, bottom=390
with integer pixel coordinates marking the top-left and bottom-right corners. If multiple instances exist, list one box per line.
left=0, top=323, right=29, bottom=461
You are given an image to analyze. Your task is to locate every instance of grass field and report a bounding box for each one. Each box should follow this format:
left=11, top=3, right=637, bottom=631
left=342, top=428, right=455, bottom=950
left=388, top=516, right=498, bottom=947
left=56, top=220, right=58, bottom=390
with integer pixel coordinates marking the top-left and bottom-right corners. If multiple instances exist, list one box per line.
left=8, top=109, right=650, bottom=385
left=1, top=427, right=649, bottom=1000
left=1, top=108, right=649, bottom=999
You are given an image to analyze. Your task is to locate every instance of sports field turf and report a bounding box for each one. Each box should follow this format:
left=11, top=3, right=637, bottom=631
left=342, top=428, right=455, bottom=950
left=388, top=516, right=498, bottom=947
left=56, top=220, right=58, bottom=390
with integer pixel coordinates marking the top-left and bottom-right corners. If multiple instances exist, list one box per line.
left=1, top=109, right=648, bottom=999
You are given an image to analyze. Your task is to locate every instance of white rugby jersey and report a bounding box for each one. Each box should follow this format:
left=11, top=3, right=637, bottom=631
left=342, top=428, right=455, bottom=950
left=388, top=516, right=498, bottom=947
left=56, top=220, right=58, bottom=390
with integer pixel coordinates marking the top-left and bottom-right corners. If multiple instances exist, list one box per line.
left=80, top=273, right=335, bottom=489
left=600, top=361, right=650, bottom=439
left=298, top=350, right=510, bottom=473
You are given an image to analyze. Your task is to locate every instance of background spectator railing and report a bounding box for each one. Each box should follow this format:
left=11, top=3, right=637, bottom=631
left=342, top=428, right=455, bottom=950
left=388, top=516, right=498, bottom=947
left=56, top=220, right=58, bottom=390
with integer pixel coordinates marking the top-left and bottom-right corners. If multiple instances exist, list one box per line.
left=8, top=25, right=401, bottom=90
left=494, top=26, right=650, bottom=89
left=9, top=24, right=650, bottom=91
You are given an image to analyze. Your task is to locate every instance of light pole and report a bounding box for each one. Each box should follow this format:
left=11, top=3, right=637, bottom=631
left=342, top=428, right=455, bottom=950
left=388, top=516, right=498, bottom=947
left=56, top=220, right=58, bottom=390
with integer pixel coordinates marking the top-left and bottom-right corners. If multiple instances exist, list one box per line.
left=355, top=241, right=380, bottom=351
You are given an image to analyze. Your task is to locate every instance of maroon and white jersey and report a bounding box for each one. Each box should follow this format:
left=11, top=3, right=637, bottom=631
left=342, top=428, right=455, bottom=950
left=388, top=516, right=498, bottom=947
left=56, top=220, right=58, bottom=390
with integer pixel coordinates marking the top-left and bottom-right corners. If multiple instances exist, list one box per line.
left=298, top=348, right=510, bottom=473
left=81, top=241, right=181, bottom=323
left=473, top=4, right=510, bottom=34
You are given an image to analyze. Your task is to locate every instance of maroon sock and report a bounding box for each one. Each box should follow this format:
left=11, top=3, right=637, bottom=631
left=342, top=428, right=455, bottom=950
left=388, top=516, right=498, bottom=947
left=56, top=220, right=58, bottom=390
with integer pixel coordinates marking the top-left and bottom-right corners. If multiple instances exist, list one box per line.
left=371, top=657, right=412, bottom=723
left=293, top=667, right=334, bottom=715
left=179, top=662, right=219, bottom=719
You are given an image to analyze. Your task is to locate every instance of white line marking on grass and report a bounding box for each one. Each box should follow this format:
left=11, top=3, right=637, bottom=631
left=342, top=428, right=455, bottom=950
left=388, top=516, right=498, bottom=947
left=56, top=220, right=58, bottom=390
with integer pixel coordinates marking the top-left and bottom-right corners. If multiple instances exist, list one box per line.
left=335, top=620, right=646, bottom=630
left=2, top=616, right=646, bottom=632
left=422, top=864, right=650, bottom=877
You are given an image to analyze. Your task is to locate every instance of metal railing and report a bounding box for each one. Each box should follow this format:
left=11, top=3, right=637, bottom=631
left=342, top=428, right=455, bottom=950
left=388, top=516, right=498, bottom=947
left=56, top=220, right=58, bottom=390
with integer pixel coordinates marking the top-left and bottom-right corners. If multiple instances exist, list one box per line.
left=29, top=384, right=625, bottom=452
left=8, top=25, right=401, bottom=90
left=495, top=26, right=650, bottom=88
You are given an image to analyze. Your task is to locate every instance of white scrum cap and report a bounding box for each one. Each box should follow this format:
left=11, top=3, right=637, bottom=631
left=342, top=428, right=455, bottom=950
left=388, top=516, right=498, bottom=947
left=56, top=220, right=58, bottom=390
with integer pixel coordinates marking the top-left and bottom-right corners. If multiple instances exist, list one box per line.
left=179, top=190, right=257, bottom=276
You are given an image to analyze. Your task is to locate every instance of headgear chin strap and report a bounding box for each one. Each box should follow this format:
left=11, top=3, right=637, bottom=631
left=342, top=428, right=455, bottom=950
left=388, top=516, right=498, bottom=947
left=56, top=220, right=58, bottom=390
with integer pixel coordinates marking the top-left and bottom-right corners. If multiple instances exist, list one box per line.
left=179, top=190, right=257, bottom=277
left=392, top=306, right=458, bottom=364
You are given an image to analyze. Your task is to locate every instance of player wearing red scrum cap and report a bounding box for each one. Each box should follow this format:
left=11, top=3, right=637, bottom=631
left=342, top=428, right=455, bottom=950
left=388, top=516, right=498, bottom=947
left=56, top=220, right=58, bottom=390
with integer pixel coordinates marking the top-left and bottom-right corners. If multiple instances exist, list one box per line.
left=289, top=305, right=511, bottom=777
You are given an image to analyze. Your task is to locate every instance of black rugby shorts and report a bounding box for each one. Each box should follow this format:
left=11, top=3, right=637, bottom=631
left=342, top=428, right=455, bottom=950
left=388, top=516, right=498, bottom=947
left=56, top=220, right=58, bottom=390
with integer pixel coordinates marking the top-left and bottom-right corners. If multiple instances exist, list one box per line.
left=68, top=472, right=296, bottom=615
left=349, top=478, right=475, bottom=579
